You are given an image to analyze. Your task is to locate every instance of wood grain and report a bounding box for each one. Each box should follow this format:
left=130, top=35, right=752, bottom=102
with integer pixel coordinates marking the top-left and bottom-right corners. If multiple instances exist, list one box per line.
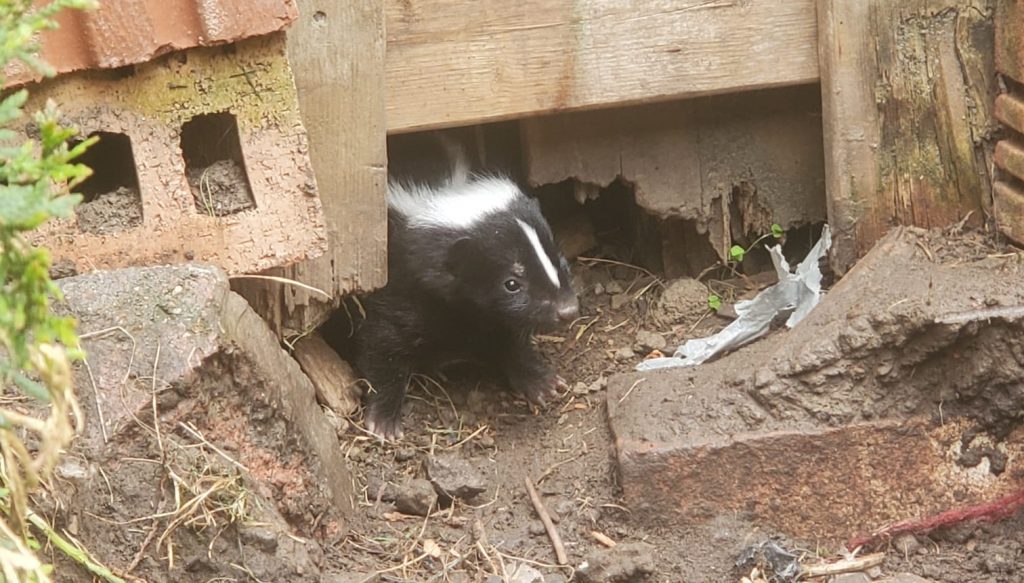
left=385, top=0, right=820, bottom=133
left=236, top=0, right=388, bottom=336
left=817, top=0, right=996, bottom=273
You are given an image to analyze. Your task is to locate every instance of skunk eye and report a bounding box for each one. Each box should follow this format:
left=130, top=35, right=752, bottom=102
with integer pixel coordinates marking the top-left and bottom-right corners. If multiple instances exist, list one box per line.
left=503, top=279, right=522, bottom=293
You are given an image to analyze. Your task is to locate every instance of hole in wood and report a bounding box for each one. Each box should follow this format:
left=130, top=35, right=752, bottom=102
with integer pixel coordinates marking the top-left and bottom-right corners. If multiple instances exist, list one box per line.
left=180, top=112, right=255, bottom=217
left=72, top=131, right=143, bottom=235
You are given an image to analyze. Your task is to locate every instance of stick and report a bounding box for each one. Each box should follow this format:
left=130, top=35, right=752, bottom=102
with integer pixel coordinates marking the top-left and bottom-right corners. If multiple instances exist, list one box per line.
left=591, top=531, right=616, bottom=548
left=524, top=476, right=567, bottom=565
left=801, top=552, right=885, bottom=577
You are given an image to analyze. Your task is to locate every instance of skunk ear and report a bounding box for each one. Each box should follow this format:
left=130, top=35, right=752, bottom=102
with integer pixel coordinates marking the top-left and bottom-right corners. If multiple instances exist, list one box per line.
left=445, top=237, right=485, bottom=278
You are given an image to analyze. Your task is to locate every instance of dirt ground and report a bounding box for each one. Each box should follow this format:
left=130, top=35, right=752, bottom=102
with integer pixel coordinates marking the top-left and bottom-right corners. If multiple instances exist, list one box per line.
left=46, top=227, right=1024, bottom=583
left=187, top=159, right=255, bottom=217
left=76, top=186, right=143, bottom=234
left=320, top=228, right=1024, bottom=583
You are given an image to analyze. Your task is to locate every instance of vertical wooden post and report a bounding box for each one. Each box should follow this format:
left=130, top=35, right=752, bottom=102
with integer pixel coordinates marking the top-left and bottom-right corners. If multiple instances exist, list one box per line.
left=994, top=0, right=1024, bottom=244
left=236, top=0, right=388, bottom=335
left=817, top=0, right=997, bottom=273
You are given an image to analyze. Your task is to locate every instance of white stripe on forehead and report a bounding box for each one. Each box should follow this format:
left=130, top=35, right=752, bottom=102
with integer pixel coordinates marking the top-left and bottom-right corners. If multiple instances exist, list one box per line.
left=516, top=219, right=560, bottom=288
left=388, top=176, right=521, bottom=229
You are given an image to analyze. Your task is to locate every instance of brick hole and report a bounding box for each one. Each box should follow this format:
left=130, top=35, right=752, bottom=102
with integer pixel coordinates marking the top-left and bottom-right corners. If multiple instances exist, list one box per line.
left=72, top=132, right=143, bottom=235
left=180, top=112, right=255, bottom=217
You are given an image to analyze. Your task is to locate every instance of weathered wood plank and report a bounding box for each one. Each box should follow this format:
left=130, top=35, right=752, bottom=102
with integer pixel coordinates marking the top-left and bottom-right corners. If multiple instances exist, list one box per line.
left=817, top=0, right=996, bottom=273
left=996, top=0, right=1024, bottom=82
left=385, top=0, right=820, bottom=133
left=235, top=0, right=388, bottom=336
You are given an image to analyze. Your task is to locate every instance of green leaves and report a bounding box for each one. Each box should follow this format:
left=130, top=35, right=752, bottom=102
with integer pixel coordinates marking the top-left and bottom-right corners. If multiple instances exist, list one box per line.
left=707, top=293, right=722, bottom=312
left=771, top=223, right=784, bottom=239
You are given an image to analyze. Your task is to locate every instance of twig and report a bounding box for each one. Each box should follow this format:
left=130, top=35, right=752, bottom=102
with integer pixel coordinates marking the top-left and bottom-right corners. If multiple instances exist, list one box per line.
left=81, top=359, right=108, bottom=444
left=801, top=552, right=885, bottom=577
left=227, top=275, right=331, bottom=300
left=524, top=476, right=567, bottom=565
left=27, top=510, right=126, bottom=583
left=591, top=531, right=616, bottom=548
left=617, top=378, right=646, bottom=404
left=177, top=422, right=249, bottom=472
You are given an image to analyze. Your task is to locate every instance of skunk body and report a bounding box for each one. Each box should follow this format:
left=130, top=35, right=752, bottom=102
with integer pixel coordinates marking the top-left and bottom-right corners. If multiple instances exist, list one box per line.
left=327, top=141, right=578, bottom=439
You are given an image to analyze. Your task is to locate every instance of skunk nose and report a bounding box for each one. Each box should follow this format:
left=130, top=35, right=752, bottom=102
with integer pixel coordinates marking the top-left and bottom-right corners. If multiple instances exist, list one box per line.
left=556, top=298, right=580, bottom=322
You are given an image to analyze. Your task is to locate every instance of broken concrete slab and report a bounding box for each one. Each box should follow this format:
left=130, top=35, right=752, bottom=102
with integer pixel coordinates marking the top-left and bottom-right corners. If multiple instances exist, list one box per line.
left=607, top=228, right=1024, bottom=544
left=54, top=263, right=352, bottom=579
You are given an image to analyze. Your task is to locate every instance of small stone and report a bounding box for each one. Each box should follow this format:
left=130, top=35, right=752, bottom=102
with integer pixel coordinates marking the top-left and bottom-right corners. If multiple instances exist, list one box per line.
left=545, top=575, right=568, bottom=583
left=392, top=478, right=437, bottom=516
left=893, top=533, right=922, bottom=555
left=593, top=283, right=605, bottom=296
left=610, top=293, right=630, bottom=310
left=528, top=521, right=547, bottom=536
left=395, top=447, right=417, bottom=462
left=510, top=564, right=544, bottom=583
left=577, top=542, right=656, bottom=583
left=485, top=576, right=503, bottom=583
left=604, top=281, right=624, bottom=294
left=572, top=382, right=590, bottom=395
left=239, top=526, right=279, bottom=554
left=425, top=454, right=487, bottom=501
left=613, top=347, right=635, bottom=362
left=634, top=330, right=666, bottom=352
left=587, top=377, right=608, bottom=393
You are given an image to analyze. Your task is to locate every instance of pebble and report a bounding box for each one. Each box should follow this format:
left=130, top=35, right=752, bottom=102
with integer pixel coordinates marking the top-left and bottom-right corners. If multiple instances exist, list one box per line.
left=394, top=447, right=417, bottom=462
left=604, top=281, right=624, bottom=294
left=425, top=454, right=487, bottom=501
left=577, top=542, right=656, bottom=583
left=528, top=521, right=547, bottom=536
left=593, top=283, right=605, bottom=296
left=613, top=347, right=635, bottom=362
left=634, top=329, right=666, bottom=352
left=893, top=533, right=922, bottom=555
left=610, top=293, right=630, bottom=310
left=392, top=478, right=436, bottom=516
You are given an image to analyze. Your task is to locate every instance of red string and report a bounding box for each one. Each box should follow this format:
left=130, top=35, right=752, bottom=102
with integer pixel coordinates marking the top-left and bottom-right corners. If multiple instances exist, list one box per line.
left=848, top=487, right=1024, bottom=550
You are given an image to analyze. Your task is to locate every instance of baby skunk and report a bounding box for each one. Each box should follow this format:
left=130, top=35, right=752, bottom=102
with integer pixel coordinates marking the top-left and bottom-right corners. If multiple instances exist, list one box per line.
left=328, top=140, right=579, bottom=440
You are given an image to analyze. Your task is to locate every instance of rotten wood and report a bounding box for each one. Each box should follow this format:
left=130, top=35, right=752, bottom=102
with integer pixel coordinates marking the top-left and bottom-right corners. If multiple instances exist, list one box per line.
left=524, top=476, right=568, bottom=565
left=292, top=333, right=362, bottom=416
left=385, top=0, right=819, bottom=133
left=235, top=0, right=388, bottom=336
left=816, top=0, right=997, bottom=274
left=522, top=85, right=826, bottom=266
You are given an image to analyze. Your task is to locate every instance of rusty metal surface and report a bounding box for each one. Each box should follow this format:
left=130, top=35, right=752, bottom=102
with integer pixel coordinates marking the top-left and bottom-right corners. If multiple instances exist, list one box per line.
left=4, top=0, right=297, bottom=87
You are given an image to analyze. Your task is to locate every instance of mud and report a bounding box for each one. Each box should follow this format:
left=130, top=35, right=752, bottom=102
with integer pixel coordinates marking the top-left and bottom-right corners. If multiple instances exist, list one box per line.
left=188, top=159, right=255, bottom=216
left=76, top=186, right=143, bottom=234
left=48, top=228, right=1024, bottom=582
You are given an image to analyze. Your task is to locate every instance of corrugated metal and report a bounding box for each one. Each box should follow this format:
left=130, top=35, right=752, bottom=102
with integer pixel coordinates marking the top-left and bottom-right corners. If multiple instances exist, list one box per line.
left=4, top=0, right=297, bottom=87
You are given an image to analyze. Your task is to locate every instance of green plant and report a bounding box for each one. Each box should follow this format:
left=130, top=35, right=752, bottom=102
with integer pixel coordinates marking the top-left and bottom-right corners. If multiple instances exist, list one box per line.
left=0, top=0, right=98, bottom=580
left=727, top=223, right=784, bottom=264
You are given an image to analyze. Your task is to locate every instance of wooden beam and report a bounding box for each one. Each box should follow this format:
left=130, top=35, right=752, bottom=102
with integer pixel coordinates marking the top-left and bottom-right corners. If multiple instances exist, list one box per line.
left=385, top=0, right=820, bottom=133
left=234, top=0, right=388, bottom=335
left=816, top=0, right=996, bottom=273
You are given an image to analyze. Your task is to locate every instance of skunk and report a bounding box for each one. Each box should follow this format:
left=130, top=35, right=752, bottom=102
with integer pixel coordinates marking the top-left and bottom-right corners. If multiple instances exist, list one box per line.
left=325, top=138, right=579, bottom=440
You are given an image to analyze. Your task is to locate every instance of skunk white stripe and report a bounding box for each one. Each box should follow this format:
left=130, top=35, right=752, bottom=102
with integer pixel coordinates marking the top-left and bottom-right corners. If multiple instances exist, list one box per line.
left=516, top=219, right=560, bottom=288
left=389, top=177, right=520, bottom=229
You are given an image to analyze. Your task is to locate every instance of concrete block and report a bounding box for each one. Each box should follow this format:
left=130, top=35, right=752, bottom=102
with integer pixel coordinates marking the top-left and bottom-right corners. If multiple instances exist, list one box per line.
left=26, top=33, right=326, bottom=276
left=606, top=228, right=1024, bottom=544
left=58, top=264, right=352, bottom=536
